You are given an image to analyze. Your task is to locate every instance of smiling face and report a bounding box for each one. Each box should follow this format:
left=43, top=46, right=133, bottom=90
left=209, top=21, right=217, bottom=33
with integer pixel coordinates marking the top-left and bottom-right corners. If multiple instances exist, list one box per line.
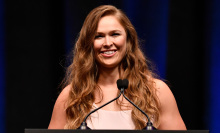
left=93, top=15, right=127, bottom=69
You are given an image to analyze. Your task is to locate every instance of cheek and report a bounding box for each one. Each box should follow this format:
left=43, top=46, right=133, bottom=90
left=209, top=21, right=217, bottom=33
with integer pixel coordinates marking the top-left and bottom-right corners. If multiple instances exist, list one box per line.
left=93, top=40, right=102, bottom=53
left=116, top=37, right=127, bottom=49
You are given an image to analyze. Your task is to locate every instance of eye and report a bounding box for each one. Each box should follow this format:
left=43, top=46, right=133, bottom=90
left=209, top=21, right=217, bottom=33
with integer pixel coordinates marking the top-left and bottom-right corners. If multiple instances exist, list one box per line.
left=112, top=33, right=120, bottom=36
left=95, top=35, right=103, bottom=39
left=95, top=34, right=104, bottom=39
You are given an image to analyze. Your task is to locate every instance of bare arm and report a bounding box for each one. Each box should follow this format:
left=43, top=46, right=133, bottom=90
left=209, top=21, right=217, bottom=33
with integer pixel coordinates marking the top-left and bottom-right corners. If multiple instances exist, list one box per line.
left=48, top=85, right=71, bottom=129
left=155, top=79, right=186, bottom=130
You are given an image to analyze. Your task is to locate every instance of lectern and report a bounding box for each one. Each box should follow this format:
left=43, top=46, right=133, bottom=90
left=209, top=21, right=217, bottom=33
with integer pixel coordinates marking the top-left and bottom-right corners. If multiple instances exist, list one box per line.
left=25, top=129, right=209, bottom=133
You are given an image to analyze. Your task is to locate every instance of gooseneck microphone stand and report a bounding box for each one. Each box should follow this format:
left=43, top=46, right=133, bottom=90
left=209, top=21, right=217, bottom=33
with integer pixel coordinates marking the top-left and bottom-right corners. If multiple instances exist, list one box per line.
left=79, top=79, right=156, bottom=130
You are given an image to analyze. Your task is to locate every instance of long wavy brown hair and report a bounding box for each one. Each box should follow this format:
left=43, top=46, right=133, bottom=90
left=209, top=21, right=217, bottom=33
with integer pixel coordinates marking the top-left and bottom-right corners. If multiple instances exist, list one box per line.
left=63, top=5, right=160, bottom=129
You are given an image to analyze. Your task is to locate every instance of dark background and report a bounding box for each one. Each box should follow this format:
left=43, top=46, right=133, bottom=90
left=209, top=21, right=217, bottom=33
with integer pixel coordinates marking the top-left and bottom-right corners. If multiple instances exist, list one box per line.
left=0, top=0, right=220, bottom=133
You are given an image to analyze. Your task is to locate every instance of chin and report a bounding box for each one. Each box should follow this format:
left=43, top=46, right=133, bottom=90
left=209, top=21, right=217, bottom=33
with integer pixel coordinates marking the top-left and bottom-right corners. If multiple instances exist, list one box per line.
left=96, top=58, right=121, bottom=68
left=98, top=62, right=119, bottom=69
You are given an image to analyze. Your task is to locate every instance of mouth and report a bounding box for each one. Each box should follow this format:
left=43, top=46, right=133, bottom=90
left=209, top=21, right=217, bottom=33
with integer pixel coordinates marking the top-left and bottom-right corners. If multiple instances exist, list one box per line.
left=100, top=50, right=117, bottom=57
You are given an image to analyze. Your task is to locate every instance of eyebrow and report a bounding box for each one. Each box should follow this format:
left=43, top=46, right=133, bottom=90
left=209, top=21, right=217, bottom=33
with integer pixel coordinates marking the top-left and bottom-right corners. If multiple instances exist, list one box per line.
left=96, top=30, right=122, bottom=34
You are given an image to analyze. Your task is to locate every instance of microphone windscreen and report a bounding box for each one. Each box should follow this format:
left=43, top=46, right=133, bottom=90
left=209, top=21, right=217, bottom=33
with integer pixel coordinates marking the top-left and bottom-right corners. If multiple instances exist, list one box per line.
left=122, top=79, right=129, bottom=89
left=117, top=79, right=123, bottom=89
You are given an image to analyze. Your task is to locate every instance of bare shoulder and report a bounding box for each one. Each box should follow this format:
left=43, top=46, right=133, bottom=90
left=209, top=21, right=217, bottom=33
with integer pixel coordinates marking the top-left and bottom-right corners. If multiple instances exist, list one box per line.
left=52, top=85, right=72, bottom=109
left=48, top=85, right=72, bottom=129
left=153, top=79, right=176, bottom=111
left=153, top=79, right=174, bottom=102
left=57, top=85, right=72, bottom=104
left=153, top=79, right=186, bottom=130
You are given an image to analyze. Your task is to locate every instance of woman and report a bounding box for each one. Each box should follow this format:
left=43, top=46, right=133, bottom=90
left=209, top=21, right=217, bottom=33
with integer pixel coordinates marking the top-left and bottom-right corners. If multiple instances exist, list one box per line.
left=48, top=5, right=186, bottom=130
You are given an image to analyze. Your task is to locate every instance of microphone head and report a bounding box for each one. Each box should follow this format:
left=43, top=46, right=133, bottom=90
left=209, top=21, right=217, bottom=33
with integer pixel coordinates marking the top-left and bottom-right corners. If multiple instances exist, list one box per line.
left=117, top=79, right=129, bottom=90
left=117, top=79, right=123, bottom=89
left=122, top=79, right=128, bottom=89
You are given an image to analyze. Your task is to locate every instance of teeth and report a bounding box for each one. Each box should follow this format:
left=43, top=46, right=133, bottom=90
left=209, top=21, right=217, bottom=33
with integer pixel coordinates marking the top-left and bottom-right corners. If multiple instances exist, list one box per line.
left=103, top=51, right=115, bottom=55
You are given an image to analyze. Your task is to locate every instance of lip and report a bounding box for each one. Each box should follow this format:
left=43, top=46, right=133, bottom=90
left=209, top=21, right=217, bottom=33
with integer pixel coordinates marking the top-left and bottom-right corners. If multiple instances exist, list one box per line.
left=100, top=50, right=117, bottom=57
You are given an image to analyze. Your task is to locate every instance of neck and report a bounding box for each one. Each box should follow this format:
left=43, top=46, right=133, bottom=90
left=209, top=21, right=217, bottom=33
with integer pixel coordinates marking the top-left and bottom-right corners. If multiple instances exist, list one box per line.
left=97, top=66, right=120, bottom=86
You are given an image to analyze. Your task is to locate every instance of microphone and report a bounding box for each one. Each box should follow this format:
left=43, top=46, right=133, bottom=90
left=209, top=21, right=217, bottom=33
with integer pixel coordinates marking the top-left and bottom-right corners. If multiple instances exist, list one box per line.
left=117, top=79, right=156, bottom=130
left=79, top=82, right=126, bottom=130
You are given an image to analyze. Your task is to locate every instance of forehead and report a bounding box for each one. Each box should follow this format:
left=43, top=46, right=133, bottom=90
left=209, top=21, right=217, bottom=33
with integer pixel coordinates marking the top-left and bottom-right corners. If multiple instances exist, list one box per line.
left=96, top=15, right=125, bottom=32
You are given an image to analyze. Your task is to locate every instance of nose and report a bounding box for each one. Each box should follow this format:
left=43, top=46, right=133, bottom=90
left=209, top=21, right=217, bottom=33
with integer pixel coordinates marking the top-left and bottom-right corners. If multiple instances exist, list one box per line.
left=103, top=36, right=113, bottom=47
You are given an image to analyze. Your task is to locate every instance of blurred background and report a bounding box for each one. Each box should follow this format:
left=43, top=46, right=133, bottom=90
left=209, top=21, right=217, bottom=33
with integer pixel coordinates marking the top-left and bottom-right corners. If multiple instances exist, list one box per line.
left=0, top=0, right=219, bottom=133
